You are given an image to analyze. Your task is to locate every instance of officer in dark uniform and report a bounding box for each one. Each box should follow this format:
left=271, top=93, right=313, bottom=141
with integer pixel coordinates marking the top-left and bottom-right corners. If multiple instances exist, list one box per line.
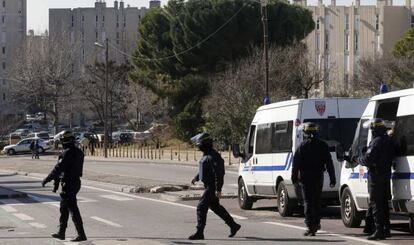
left=357, top=118, right=394, bottom=240
left=188, top=133, right=241, bottom=240
left=42, top=131, right=87, bottom=242
left=291, top=122, right=336, bottom=236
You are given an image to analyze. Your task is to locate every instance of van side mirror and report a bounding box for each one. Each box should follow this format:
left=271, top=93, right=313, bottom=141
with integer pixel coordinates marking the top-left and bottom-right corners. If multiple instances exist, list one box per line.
left=232, top=144, right=245, bottom=159
left=335, top=144, right=345, bottom=162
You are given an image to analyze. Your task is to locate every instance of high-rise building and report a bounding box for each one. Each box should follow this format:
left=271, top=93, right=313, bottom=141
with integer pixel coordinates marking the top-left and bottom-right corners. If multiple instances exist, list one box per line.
left=0, top=0, right=27, bottom=115
left=49, top=0, right=159, bottom=72
left=294, top=0, right=412, bottom=96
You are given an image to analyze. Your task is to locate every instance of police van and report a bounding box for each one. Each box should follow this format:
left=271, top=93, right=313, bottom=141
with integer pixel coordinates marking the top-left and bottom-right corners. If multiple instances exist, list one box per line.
left=232, top=98, right=368, bottom=216
left=339, top=88, right=414, bottom=234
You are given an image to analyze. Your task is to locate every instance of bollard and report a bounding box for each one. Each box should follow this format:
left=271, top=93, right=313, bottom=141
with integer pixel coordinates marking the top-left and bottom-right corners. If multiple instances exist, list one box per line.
left=194, top=148, right=196, bottom=161
left=140, top=145, right=143, bottom=159
left=186, top=148, right=188, bottom=162
left=170, top=147, right=173, bottom=160
left=178, top=144, right=181, bottom=161
left=228, top=145, right=232, bottom=165
left=151, top=146, right=153, bottom=159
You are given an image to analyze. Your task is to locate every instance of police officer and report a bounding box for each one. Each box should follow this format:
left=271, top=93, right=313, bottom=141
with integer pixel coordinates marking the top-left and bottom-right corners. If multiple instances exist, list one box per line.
left=357, top=118, right=394, bottom=240
left=291, top=122, right=336, bottom=236
left=188, top=133, right=241, bottom=240
left=42, top=131, right=87, bottom=242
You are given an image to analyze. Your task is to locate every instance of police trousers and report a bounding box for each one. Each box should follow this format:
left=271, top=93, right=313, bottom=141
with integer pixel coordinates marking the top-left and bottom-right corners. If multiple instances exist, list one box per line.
left=367, top=177, right=390, bottom=233
left=196, top=187, right=236, bottom=232
left=59, top=179, right=84, bottom=231
left=301, top=175, right=324, bottom=230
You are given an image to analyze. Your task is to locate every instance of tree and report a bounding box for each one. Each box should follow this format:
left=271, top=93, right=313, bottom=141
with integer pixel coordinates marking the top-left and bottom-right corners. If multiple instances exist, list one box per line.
left=10, top=32, right=78, bottom=134
left=393, top=28, right=414, bottom=58
left=78, top=61, right=131, bottom=135
left=130, top=0, right=315, bottom=140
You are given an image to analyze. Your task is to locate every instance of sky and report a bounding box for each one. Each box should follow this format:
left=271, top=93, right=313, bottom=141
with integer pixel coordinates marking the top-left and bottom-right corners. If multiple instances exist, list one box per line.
left=27, top=0, right=408, bottom=34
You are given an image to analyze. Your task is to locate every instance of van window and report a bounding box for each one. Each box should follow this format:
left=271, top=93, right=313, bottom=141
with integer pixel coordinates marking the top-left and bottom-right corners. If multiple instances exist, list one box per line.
left=393, top=115, right=414, bottom=156
left=350, top=119, right=369, bottom=156
left=255, top=123, right=272, bottom=154
left=272, top=121, right=293, bottom=153
left=304, top=118, right=360, bottom=151
left=244, top=125, right=256, bottom=160
left=376, top=99, right=399, bottom=121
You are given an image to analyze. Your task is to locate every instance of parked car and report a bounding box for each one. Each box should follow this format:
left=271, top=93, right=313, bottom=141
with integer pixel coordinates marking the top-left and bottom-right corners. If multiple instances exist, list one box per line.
left=12, top=129, right=30, bottom=137
left=112, top=132, right=133, bottom=144
left=2, top=138, right=51, bottom=155
left=26, top=131, right=50, bottom=141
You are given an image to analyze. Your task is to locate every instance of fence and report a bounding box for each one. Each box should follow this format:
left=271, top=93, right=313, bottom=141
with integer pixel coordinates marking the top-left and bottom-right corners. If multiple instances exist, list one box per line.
left=81, top=143, right=235, bottom=165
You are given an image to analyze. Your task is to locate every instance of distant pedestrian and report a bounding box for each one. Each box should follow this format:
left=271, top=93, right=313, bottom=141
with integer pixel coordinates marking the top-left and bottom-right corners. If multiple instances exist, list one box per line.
left=89, top=136, right=96, bottom=156
left=30, top=140, right=36, bottom=159
left=34, top=139, right=40, bottom=159
left=357, top=119, right=394, bottom=240
left=188, top=132, right=241, bottom=240
left=291, top=122, right=336, bottom=236
left=42, top=130, right=87, bottom=242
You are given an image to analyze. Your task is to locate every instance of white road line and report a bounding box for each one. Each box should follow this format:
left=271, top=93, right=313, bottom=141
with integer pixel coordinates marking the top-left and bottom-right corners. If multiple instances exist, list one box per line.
left=264, top=222, right=387, bottom=245
left=28, top=194, right=59, bottom=205
left=64, top=242, right=79, bottom=245
left=83, top=185, right=248, bottom=220
left=231, top=214, right=248, bottom=220
left=90, top=216, right=122, bottom=228
left=29, top=222, right=47, bottom=229
left=13, top=213, right=34, bottom=221
left=100, top=194, right=133, bottom=201
left=1, top=205, right=17, bottom=213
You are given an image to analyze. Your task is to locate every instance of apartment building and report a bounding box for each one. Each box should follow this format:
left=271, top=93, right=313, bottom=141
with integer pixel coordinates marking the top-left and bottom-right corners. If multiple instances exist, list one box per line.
left=49, top=0, right=160, bottom=72
left=294, top=0, right=412, bottom=95
left=0, top=0, right=26, bottom=115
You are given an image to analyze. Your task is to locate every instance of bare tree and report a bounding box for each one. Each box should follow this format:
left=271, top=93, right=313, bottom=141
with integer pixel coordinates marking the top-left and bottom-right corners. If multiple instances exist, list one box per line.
left=10, top=32, right=79, bottom=134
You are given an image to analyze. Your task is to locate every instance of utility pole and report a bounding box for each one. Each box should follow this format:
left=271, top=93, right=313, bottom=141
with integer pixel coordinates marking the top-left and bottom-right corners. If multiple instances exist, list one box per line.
left=261, top=0, right=270, bottom=105
left=104, top=38, right=109, bottom=158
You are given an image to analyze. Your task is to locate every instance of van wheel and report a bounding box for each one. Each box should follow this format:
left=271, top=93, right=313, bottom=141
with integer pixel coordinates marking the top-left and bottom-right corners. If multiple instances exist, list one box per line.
left=409, top=214, right=414, bottom=235
left=7, top=149, right=15, bottom=155
left=341, top=187, right=363, bottom=228
left=238, top=178, right=253, bottom=210
left=277, top=181, right=295, bottom=217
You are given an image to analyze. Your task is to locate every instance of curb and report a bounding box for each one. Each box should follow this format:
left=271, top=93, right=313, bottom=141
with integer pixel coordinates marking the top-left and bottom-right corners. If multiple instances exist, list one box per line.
left=160, top=192, right=238, bottom=202
left=0, top=171, right=17, bottom=177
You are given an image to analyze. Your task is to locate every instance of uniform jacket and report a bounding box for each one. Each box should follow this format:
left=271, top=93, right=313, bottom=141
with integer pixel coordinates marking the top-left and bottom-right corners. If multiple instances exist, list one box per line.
left=45, top=145, right=84, bottom=184
left=194, top=149, right=225, bottom=192
left=292, top=137, right=336, bottom=184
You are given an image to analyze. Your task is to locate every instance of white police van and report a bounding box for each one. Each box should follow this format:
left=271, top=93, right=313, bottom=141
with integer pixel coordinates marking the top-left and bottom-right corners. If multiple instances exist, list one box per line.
left=233, top=98, right=368, bottom=216
left=339, top=88, right=414, bottom=234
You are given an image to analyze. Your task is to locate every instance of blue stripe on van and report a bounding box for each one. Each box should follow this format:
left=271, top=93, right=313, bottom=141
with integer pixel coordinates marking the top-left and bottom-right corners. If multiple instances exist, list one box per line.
left=349, top=172, right=414, bottom=179
left=242, top=153, right=292, bottom=172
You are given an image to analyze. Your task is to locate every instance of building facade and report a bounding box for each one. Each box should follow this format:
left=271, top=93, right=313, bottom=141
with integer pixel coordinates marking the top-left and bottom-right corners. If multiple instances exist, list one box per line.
left=0, top=0, right=27, bottom=115
left=294, top=0, right=412, bottom=96
left=49, top=0, right=159, bottom=72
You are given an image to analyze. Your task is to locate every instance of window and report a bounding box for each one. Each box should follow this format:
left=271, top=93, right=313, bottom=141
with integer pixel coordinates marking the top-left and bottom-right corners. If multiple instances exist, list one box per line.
left=355, top=33, right=359, bottom=52
left=345, top=14, right=349, bottom=30
left=394, top=115, right=414, bottom=156
left=305, top=118, right=360, bottom=151
left=2, top=62, right=5, bottom=69
left=345, top=54, right=349, bottom=72
left=255, top=123, right=272, bottom=154
left=2, top=46, right=4, bottom=54
left=376, top=99, right=400, bottom=122
left=2, top=16, right=4, bottom=23
left=272, top=121, right=293, bottom=153
left=2, top=93, right=5, bottom=101
left=2, top=1, right=5, bottom=8
left=350, top=119, right=369, bottom=157
left=344, top=74, right=349, bottom=90
left=102, top=16, right=105, bottom=21
left=325, top=33, right=329, bottom=50
left=96, top=32, right=98, bottom=40
left=316, top=18, right=320, bottom=30
left=244, top=125, right=256, bottom=161
left=345, top=34, right=349, bottom=51
left=375, top=14, right=379, bottom=31
left=355, top=15, right=360, bottom=31
left=96, top=15, right=98, bottom=22
left=82, top=15, right=84, bottom=21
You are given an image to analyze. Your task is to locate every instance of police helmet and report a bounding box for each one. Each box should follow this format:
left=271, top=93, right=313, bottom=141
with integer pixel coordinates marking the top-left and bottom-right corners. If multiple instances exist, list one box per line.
left=301, top=122, right=320, bottom=135
left=60, top=130, right=75, bottom=145
left=190, top=132, right=213, bottom=148
left=363, top=118, right=387, bottom=132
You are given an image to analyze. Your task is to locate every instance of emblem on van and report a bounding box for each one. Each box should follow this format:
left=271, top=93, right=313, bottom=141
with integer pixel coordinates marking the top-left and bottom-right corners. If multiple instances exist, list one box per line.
left=315, top=101, right=326, bottom=116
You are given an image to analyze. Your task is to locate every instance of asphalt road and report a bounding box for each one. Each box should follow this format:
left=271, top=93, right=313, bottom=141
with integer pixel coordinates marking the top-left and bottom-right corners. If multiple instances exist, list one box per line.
left=0, top=174, right=399, bottom=245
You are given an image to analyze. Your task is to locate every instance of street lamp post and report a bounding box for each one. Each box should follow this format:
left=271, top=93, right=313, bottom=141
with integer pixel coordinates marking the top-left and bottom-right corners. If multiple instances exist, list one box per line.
left=94, top=38, right=109, bottom=158
left=261, top=0, right=270, bottom=105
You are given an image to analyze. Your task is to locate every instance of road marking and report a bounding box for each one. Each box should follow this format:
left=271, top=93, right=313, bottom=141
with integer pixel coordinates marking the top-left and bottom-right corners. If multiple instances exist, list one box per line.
left=28, top=194, right=59, bottom=204
left=231, top=214, right=248, bottom=220
left=100, top=194, right=133, bottom=201
left=90, top=216, right=122, bottom=228
left=264, top=222, right=387, bottom=245
left=29, top=222, right=46, bottom=229
left=64, top=242, right=78, bottom=245
left=1, top=205, right=17, bottom=213
left=13, top=213, right=34, bottom=221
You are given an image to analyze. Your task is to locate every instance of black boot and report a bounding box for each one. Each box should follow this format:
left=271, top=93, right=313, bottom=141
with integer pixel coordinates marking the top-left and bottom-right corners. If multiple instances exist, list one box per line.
left=51, top=227, right=65, bottom=240
left=71, top=223, right=87, bottom=242
left=304, top=229, right=316, bottom=236
left=383, top=227, right=391, bottom=238
left=229, top=223, right=241, bottom=237
left=363, top=225, right=374, bottom=235
left=188, top=231, right=204, bottom=240
left=367, top=231, right=385, bottom=240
